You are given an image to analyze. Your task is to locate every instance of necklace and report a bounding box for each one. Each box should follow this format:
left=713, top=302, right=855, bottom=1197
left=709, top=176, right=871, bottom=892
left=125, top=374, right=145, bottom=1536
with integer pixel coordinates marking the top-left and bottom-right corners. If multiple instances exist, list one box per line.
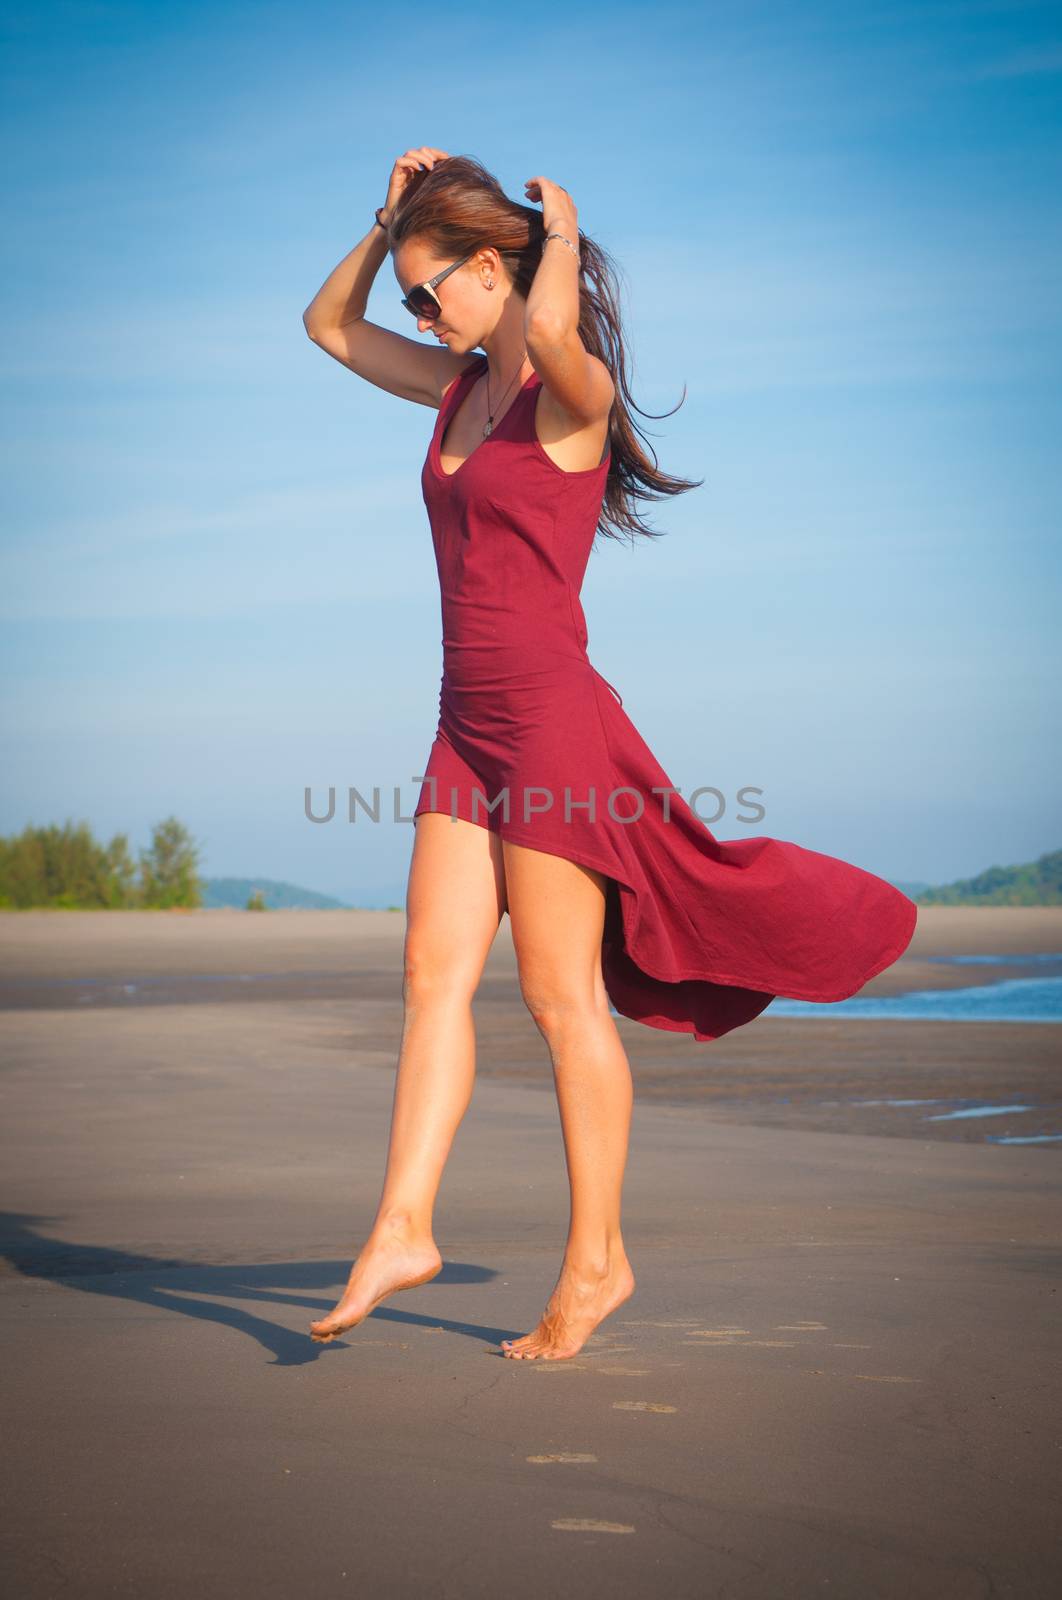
left=483, top=350, right=529, bottom=437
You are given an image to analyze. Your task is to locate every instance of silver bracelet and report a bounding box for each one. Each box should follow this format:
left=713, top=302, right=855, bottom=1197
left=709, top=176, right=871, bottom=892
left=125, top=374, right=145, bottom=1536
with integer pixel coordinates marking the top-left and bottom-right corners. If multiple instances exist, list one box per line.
left=543, top=231, right=579, bottom=258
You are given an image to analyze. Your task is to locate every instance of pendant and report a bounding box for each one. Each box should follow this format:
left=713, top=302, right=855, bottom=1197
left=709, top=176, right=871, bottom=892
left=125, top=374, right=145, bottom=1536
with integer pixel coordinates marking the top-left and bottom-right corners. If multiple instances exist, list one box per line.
left=482, top=418, right=493, bottom=437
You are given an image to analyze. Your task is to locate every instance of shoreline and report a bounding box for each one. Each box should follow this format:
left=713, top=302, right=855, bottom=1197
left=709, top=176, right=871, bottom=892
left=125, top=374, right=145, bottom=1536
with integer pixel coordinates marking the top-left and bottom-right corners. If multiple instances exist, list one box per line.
left=1, top=906, right=1058, bottom=1148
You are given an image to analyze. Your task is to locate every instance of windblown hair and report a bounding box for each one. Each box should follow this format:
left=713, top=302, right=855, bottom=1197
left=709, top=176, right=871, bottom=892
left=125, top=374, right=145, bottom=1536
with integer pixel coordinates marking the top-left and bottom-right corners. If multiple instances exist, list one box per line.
left=387, top=154, right=702, bottom=546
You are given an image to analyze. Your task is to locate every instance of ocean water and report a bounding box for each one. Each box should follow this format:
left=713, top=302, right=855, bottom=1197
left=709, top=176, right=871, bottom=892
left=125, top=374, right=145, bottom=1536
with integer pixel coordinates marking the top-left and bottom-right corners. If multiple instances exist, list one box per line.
left=817, top=1098, right=1062, bottom=1144
left=927, top=953, right=1062, bottom=966
left=758, top=952, right=1062, bottom=1144
left=764, top=956, right=1062, bottom=1024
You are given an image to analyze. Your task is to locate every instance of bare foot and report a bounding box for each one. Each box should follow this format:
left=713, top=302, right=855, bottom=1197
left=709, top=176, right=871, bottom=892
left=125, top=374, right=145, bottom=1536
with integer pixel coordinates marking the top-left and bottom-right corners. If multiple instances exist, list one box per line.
left=500, top=1253, right=635, bottom=1360
left=309, top=1226, right=443, bottom=1344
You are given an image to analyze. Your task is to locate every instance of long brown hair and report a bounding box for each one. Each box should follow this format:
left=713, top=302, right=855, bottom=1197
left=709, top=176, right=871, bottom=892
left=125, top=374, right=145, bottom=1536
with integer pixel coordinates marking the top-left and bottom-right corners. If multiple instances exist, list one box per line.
left=387, top=154, right=702, bottom=547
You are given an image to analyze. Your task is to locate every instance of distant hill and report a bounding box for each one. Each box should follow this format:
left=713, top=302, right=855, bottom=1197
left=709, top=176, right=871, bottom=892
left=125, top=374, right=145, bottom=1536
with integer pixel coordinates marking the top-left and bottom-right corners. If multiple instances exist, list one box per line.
left=200, top=852, right=1062, bottom=912
left=916, top=849, right=1062, bottom=906
left=201, top=877, right=351, bottom=910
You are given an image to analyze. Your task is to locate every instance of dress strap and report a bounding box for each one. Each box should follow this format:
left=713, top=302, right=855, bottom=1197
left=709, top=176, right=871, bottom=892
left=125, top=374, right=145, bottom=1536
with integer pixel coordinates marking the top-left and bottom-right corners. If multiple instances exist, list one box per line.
left=444, top=355, right=486, bottom=415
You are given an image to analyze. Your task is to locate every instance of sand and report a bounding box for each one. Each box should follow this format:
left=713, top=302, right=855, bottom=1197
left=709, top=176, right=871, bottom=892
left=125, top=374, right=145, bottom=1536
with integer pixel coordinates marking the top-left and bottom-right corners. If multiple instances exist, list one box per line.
left=0, top=906, right=1059, bottom=1596
left=3, top=904, right=1057, bottom=1145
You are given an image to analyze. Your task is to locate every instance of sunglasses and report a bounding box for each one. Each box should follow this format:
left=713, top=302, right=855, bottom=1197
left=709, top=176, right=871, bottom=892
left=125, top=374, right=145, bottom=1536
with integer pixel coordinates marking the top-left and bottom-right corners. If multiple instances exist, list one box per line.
left=400, top=252, right=474, bottom=320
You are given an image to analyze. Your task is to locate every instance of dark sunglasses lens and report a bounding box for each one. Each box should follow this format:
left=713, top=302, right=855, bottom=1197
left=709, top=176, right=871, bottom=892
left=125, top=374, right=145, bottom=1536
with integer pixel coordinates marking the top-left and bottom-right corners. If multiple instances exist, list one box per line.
left=404, top=287, right=440, bottom=319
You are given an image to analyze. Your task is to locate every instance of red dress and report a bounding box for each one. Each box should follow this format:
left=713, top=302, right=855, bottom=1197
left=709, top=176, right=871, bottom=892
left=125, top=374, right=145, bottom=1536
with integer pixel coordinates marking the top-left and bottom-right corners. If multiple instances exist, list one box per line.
left=414, top=354, right=917, bottom=1042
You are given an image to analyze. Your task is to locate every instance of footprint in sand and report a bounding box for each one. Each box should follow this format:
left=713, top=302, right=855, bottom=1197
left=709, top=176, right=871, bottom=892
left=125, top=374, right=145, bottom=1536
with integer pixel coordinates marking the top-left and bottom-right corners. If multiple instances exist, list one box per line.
left=527, top=1452, right=598, bottom=1463
left=551, top=1519, right=635, bottom=1533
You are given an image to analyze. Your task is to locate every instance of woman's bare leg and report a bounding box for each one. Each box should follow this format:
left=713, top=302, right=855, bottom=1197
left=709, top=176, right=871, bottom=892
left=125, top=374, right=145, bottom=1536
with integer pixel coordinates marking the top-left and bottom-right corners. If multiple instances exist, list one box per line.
left=498, top=841, right=636, bottom=1360
left=310, top=813, right=507, bottom=1342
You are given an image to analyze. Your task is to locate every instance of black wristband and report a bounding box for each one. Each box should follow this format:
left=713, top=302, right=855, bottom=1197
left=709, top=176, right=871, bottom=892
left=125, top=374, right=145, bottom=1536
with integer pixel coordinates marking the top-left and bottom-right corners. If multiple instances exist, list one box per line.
left=374, top=207, right=390, bottom=230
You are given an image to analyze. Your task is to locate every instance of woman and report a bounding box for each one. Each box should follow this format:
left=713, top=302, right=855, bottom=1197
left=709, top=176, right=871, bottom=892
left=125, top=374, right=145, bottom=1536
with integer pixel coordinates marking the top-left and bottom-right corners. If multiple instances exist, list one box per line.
left=301, top=149, right=918, bottom=1359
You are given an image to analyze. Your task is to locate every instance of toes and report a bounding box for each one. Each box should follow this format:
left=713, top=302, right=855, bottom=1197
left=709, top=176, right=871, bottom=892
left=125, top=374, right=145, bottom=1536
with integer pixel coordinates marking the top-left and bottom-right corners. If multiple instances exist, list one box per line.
left=310, top=1318, right=344, bottom=1342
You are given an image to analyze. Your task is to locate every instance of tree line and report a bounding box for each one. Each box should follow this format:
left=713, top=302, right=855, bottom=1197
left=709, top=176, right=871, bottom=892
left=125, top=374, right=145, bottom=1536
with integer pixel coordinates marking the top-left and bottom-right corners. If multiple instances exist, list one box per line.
left=917, top=848, right=1061, bottom=906
left=0, top=817, right=204, bottom=910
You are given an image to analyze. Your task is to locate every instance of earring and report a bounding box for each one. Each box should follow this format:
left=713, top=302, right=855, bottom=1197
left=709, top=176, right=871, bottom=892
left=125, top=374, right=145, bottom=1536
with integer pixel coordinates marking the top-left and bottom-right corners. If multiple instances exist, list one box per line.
left=485, top=278, right=494, bottom=289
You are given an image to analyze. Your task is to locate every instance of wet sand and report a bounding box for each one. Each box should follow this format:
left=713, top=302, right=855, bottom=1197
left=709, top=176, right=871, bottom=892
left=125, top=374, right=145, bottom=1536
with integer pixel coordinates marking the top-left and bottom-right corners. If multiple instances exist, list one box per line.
left=1, top=906, right=1059, bottom=1595
left=2, top=905, right=1059, bottom=1145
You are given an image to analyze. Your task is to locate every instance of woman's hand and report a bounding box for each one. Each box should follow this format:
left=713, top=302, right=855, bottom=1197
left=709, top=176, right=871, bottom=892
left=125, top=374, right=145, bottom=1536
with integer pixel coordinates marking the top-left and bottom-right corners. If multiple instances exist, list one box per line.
left=380, top=147, right=450, bottom=223
left=524, top=175, right=578, bottom=234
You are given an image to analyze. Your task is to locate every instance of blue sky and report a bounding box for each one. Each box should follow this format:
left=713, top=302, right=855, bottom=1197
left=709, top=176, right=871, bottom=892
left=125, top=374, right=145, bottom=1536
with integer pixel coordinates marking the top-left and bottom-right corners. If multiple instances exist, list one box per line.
left=2, top=0, right=1059, bottom=906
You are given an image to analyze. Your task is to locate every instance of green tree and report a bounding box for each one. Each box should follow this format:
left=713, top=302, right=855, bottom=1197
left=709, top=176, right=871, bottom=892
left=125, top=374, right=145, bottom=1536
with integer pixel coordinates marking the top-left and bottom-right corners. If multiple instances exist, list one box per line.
left=0, top=819, right=140, bottom=908
left=246, top=888, right=267, bottom=911
left=103, top=832, right=138, bottom=908
left=138, top=816, right=203, bottom=909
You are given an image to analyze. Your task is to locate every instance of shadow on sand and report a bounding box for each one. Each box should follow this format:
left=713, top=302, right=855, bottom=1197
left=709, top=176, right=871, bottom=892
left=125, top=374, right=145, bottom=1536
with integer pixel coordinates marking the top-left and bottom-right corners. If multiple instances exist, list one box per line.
left=0, top=1211, right=505, bottom=1367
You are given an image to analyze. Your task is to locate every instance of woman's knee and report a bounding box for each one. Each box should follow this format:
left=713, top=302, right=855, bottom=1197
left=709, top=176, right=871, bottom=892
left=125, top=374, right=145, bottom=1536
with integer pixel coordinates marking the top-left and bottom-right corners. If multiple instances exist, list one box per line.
left=402, top=933, right=482, bottom=1008
left=517, top=961, right=610, bottom=1037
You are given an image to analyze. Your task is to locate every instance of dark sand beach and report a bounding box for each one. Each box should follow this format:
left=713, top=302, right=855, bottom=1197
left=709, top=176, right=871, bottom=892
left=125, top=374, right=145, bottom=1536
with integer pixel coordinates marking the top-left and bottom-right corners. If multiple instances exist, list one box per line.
left=1, top=906, right=1059, bottom=1596
left=3, top=904, right=1060, bottom=1144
